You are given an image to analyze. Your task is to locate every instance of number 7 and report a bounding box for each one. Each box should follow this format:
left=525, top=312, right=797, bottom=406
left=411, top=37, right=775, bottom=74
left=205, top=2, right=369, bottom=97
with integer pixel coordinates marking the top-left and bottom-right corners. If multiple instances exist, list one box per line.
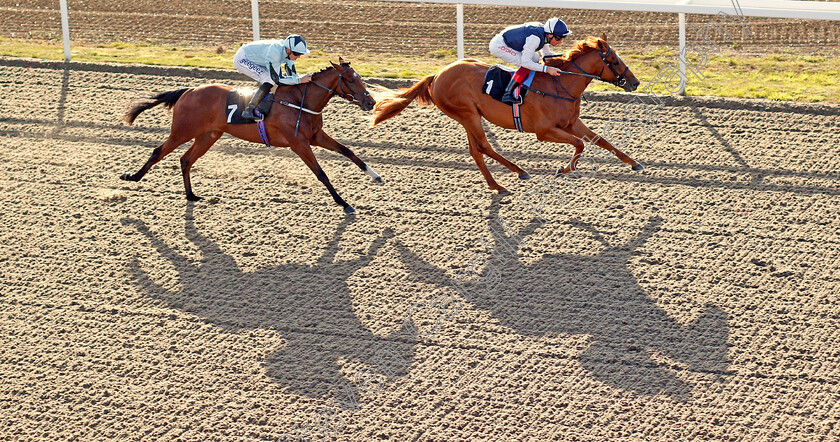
left=227, top=104, right=238, bottom=123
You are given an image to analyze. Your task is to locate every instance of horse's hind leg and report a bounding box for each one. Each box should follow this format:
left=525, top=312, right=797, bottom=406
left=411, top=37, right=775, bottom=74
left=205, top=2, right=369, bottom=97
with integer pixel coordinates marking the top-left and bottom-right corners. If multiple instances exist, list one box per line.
left=454, top=115, right=526, bottom=193
left=469, top=120, right=530, bottom=180
left=120, top=131, right=193, bottom=182
left=180, top=130, right=223, bottom=201
left=312, top=129, right=383, bottom=184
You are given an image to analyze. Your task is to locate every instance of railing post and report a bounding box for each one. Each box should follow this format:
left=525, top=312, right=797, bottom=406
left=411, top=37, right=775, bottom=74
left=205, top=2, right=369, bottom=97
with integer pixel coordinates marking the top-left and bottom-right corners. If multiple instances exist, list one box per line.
left=59, top=0, right=71, bottom=61
left=678, top=12, right=686, bottom=95
left=251, top=0, right=260, bottom=41
left=456, top=3, right=464, bottom=59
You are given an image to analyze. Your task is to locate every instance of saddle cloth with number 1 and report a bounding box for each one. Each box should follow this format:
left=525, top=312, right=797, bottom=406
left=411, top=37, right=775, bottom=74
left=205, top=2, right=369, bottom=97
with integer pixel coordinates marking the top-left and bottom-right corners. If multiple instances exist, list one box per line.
left=482, top=65, right=536, bottom=105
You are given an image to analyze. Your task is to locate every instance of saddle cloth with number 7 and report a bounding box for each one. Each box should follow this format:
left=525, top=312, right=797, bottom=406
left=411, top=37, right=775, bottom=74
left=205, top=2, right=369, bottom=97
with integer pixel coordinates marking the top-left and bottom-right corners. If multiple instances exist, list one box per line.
left=224, top=89, right=275, bottom=124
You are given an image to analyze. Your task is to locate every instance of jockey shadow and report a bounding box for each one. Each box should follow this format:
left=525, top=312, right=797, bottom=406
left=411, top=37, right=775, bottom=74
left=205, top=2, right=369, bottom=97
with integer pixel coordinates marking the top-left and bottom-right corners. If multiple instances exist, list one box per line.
left=120, top=205, right=415, bottom=405
left=392, top=196, right=731, bottom=398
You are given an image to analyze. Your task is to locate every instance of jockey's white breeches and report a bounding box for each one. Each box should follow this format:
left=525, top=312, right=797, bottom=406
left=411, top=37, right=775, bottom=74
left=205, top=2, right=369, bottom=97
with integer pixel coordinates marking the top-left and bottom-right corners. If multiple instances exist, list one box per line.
left=233, top=47, right=274, bottom=85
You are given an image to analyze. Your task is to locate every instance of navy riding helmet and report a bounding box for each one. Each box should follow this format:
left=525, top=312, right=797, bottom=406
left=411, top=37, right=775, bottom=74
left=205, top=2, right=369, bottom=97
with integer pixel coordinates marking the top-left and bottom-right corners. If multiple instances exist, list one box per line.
left=545, top=18, right=572, bottom=38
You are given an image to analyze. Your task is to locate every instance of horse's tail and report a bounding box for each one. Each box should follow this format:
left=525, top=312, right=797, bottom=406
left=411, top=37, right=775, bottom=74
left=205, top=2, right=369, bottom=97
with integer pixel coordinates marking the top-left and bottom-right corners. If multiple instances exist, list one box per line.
left=371, top=75, right=435, bottom=126
left=122, top=88, right=191, bottom=126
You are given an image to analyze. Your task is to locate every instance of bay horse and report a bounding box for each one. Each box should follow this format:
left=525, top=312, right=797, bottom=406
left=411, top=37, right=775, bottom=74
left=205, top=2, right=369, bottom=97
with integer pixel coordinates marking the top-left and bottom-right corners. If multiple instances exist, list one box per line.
left=372, top=35, right=643, bottom=194
left=121, top=58, right=378, bottom=214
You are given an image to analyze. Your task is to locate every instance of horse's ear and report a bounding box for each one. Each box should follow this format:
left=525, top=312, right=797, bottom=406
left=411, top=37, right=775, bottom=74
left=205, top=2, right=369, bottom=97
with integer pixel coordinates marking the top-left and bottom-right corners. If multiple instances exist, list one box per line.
left=601, top=32, right=608, bottom=43
left=330, top=60, right=339, bottom=69
left=338, top=56, right=345, bottom=64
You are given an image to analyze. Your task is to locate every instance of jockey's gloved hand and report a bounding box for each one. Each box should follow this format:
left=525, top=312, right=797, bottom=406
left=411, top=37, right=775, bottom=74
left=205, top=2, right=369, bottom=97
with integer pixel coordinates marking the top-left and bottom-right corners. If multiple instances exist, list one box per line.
left=545, top=66, right=563, bottom=76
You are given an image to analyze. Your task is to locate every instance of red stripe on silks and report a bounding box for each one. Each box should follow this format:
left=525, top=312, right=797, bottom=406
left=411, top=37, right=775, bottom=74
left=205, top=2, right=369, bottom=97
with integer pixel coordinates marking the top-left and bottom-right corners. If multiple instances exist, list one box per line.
left=512, top=67, right=530, bottom=83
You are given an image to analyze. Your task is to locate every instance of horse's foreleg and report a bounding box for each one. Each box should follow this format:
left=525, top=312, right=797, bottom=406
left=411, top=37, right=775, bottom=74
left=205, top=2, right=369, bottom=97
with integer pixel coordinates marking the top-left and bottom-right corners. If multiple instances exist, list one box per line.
left=180, top=130, right=223, bottom=201
left=312, top=130, right=382, bottom=184
left=120, top=133, right=192, bottom=182
left=535, top=125, right=586, bottom=174
left=291, top=142, right=355, bottom=214
left=567, top=118, right=643, bottom=171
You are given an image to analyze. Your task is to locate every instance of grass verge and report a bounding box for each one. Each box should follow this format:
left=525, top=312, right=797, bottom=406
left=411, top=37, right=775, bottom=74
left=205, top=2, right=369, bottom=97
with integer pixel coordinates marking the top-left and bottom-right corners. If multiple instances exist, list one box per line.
left=1, top=38, right=837, bottom=102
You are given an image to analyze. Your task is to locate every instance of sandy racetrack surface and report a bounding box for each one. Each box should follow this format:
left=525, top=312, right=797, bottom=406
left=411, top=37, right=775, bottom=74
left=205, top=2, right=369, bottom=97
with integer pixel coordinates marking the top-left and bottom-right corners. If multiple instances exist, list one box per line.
left=1, top=58, right=840, bottom=439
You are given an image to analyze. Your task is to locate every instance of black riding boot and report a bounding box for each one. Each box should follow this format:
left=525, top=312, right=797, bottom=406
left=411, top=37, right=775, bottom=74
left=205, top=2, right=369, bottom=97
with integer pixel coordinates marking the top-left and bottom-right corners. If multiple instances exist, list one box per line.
left=242, top=82, right=273, bottom=121
left=501, top=78, right=522, bottom=104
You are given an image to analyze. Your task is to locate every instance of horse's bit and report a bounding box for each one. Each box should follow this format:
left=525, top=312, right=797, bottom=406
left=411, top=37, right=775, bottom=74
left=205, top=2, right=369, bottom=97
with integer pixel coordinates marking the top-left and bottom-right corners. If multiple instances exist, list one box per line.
left=310, top=65, right=372, bottom=106
left=545, top=46, right=630, bottom=88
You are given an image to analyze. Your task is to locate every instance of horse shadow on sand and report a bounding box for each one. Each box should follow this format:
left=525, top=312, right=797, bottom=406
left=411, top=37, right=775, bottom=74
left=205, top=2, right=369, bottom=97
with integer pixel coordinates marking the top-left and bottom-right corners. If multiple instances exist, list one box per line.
left=121, top=206, right=416, bottom=405
left=392, top=195, right=731, bottom=398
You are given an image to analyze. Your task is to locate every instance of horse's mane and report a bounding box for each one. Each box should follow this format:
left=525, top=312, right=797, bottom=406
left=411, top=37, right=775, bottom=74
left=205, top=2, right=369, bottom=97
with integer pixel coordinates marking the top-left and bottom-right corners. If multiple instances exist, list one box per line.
left=314, top=65, right=334, bottom=75
left=545, top=36, right=606, bottom=67
left=312, top=62, right=351, bottom=78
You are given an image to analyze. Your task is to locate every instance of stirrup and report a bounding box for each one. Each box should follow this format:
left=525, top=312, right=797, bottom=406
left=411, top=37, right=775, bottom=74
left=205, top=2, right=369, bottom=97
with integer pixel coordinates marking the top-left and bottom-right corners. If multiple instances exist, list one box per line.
left=242, top=107, right=262, bottom=121
left=502, top=93, right=522, bottom=105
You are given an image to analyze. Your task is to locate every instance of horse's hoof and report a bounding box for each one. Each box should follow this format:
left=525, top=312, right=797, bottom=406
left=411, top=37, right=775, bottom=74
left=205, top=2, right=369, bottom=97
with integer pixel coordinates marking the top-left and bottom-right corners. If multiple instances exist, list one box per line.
left=372, top=176, right=384, bottom=184
left=497, top=189, right=511, bottom=196
left=632, top=163, right=645, bottom=171
left=519, top=172, right=531, bottom=181
left=186, top=194, right=203, bottom=202
left=344, top=206, right=356, bottom=215
left=120, top=173, right=133, bottom=181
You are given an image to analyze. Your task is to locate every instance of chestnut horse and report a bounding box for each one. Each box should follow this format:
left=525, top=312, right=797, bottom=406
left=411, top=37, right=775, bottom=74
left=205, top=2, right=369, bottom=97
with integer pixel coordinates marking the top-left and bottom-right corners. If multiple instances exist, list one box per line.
left=121, top=59, right=378, bottom=214
left=372, top=35, right=643, bottom=194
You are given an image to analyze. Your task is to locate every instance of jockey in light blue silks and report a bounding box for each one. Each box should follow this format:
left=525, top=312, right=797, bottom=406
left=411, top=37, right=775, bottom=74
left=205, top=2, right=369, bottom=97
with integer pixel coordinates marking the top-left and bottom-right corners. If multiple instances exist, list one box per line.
left=488, top=18, right=572, bottom=104
left=233, top=34, right=313, bottom=120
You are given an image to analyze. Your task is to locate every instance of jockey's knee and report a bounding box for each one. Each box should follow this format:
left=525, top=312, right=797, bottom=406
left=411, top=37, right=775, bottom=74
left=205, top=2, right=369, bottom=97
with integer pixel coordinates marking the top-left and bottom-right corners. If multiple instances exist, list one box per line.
left=512, top=67, right=531, bottom=83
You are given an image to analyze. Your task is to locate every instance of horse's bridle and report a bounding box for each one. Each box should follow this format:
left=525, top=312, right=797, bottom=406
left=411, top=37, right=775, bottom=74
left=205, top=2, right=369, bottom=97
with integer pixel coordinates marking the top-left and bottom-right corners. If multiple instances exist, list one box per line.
left=595, top=47, right=630, bottom=88
left=548, top=45, right=630, bottom=88
left=310, top=65, right=372, bottom=106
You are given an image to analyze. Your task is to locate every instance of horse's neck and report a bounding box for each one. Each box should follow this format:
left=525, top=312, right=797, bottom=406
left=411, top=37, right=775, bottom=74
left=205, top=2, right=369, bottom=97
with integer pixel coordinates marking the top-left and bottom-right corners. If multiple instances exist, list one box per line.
left=558, top=52, right=599, bottom=95
left=304, top=72, right=339, bottom=112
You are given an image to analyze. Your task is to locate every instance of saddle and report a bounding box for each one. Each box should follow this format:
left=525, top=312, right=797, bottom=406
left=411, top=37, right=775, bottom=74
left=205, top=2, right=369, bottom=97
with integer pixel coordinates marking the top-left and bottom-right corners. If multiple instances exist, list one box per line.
left=225, top=89, right=274, bottom=124
left=482, top=65, right=537, bottom=105
left=484, top=65, right=537, bottom=132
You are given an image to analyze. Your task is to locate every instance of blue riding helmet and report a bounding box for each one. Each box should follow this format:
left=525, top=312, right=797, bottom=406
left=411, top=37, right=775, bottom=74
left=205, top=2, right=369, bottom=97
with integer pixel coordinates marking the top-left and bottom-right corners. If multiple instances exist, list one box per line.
left=544, top=18, right=572, bottom=38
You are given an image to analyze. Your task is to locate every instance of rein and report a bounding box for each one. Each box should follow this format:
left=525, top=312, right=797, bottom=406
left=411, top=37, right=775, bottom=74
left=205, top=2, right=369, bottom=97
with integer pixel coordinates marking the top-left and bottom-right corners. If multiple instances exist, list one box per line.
left=522, top=45, right=629, bottom=102
left=269, top=64, right=371, bottom=136
left=543, top=45, right=630, bottom=87
left=522, top=82, right=581, bottom=102
left=309, top=65, right=372, bottom=106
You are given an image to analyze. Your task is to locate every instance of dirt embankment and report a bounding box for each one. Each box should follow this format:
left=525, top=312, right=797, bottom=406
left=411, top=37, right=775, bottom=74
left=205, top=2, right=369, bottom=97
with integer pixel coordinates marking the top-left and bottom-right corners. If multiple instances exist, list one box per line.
left=1, top=0, right=837, bottom=56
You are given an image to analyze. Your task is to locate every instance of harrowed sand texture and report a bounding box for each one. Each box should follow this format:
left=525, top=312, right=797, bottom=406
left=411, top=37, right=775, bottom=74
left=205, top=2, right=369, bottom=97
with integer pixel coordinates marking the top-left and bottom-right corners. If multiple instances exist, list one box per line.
left=1, top=57, right=839, bottom=440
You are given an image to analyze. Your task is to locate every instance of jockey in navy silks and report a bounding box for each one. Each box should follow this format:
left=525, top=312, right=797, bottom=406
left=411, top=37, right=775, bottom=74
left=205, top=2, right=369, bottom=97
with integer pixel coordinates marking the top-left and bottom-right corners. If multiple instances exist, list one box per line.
left=488, top=18, right=572, bottom=104
left=233, top=34, right=313, bottom=121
